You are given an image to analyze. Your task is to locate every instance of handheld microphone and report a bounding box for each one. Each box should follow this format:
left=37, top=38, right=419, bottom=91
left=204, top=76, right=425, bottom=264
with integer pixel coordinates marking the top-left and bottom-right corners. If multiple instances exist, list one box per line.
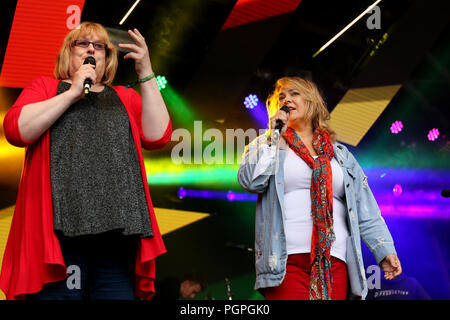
left=272, top=105, right=291, bottom=142
left=83, top=56, right=96, bottom=94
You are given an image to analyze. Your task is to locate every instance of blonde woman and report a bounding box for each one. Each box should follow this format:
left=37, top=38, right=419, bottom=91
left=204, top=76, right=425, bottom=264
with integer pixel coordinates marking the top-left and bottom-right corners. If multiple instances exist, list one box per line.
left=238, top=76, right=401, bottom=300
left=1, top=22, right=171, bottom=300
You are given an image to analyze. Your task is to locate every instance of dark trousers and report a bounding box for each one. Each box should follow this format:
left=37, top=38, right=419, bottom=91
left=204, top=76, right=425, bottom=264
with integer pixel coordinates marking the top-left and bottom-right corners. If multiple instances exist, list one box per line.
left=28, top=231, right=139, bottom=300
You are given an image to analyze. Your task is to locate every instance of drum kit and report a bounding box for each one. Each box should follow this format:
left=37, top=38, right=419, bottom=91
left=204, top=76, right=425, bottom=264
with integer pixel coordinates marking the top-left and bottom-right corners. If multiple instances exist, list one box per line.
left=203, top=241, right=254, bottom=300
left=204, top=277, right=234, bottom=300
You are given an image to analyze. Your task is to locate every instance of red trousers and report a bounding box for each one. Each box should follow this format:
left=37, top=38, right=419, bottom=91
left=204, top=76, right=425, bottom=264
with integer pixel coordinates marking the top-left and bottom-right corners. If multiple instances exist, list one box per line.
left=264, top=253, right=348, bottom=300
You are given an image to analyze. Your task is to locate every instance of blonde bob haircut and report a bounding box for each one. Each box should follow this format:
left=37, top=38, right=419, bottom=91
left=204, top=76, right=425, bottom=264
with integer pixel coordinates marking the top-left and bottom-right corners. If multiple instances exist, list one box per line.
left=54, top=22, right=118, bottom=85
left=266, top=76, right=336, bottom=142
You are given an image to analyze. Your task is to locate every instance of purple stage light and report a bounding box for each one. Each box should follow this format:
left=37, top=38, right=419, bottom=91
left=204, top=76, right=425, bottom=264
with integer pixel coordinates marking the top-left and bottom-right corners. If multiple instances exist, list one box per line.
left=177, top=188, right=257, bottom=202
left=390, top=121, right=403, bottom=134
left=379, top=204, right=450, bottom=219
left=427, top=128, right=439, bottom=141
left=227, top=191, right=236, bottom=202
left=178, top=187, right=187, bottom=199
left=244, top=94, right=259, bottom=109
left=244, top=96, right=269, bottom=128
left=393, top=184, right=403, bottom=197
left=175, top=168, right=450, bottom=220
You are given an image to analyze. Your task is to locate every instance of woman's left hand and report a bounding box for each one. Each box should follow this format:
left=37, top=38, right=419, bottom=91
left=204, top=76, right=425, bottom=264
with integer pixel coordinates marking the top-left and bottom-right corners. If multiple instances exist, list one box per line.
left=118, top=28, right=153, bottom=78
left=380, top=254, right=402, bottom=280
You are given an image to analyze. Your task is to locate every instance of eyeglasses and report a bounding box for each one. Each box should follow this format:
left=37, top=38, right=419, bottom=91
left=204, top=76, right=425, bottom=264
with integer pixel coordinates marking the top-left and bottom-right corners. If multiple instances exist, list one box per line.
left=73, top=39, right=108, bottom=50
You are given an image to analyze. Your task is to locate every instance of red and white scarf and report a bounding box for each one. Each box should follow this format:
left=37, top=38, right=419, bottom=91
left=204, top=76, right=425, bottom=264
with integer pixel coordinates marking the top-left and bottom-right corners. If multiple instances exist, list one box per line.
left=283, top=127, right=335, bottom=300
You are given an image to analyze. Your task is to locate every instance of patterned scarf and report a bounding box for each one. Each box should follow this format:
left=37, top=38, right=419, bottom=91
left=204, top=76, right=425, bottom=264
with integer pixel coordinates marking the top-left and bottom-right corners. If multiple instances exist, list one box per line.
left=283, top=127, right=335, bottom=300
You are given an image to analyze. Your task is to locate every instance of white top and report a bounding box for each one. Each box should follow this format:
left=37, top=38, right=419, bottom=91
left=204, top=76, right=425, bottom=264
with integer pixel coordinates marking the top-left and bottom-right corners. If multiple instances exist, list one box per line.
left=251, top=144, right=349, bottom=262
left=283, top=148, right=349, bottom=262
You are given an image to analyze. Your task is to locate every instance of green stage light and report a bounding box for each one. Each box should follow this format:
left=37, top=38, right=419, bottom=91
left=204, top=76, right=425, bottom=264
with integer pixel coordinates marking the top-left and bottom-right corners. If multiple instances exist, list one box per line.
left=161, top=84, right=196, bottom=127
left=144, top=158, right=241, bottom=189
left=156, top=75, right=168, bottom=90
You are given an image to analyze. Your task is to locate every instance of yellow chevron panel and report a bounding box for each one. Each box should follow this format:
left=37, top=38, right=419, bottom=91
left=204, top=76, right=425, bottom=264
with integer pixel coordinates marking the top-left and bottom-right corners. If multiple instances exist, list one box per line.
left=330, top=85, right=401, bottom=146
left=0, top=206, right=209, bottom=299
left=154, top=207, right=210, bottom=235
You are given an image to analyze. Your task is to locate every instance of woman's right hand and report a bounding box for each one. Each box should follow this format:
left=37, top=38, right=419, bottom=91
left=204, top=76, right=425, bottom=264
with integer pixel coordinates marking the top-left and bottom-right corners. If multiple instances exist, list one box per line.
left=269, top=108, right=290, bottom=137
left=68, top=64, right=97, bottom=100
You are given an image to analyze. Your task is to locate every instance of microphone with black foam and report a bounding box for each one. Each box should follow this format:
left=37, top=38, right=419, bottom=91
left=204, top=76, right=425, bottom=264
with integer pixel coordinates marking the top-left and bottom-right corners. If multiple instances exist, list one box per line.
left=83, top=56, right=96, bottom=94
left=272, top=105, right=291, bottom=143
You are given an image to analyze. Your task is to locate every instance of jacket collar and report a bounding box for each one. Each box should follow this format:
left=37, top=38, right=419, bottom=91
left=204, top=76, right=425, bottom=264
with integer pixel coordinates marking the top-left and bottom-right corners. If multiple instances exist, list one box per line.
left=279, top=138, right=354, bottom=168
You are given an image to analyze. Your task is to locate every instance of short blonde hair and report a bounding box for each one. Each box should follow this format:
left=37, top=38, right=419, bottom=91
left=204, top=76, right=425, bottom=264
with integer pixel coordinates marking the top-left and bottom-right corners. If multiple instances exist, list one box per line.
left=54, top=22, right=118, bottom=85
left=266, top=76, right=336, bottom=142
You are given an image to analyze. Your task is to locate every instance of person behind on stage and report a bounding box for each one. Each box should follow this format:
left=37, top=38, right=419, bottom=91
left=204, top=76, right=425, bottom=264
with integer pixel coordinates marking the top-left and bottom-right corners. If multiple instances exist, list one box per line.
left=237, top=76, right=401, bottom=300
left=153, top=274, right=207, bottom=300
left=1, top=21, right=171, bottom=300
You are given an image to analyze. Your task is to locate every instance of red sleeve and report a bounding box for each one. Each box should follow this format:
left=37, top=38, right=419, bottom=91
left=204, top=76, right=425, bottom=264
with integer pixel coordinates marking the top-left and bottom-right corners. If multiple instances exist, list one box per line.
left=124, top=87, right=172, bottom=151
left=140, top=119, right=172, bottom=151
left=3, top=76, right=56, bottom=147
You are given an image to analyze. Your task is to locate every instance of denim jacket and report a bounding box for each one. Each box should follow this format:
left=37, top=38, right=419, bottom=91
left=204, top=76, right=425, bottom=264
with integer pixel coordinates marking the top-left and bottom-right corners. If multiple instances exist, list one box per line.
left=237, top=134, right=397, bottom=299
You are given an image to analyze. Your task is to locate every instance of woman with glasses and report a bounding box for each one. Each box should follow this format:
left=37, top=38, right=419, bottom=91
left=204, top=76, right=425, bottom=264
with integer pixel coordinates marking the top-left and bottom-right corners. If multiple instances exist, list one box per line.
left=1, top=22, right=171, bottom=300
left=238, top=76, right=401, bottom=300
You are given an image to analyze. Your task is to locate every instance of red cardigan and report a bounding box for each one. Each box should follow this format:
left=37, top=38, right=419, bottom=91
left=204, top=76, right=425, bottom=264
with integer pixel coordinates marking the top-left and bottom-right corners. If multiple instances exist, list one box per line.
left=0, top=76, right=172, bottom=300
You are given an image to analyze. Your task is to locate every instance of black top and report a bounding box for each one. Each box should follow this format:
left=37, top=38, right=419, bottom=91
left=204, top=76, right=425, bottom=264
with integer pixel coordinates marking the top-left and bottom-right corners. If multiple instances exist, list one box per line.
left=49, top=81, right=153, bottom=238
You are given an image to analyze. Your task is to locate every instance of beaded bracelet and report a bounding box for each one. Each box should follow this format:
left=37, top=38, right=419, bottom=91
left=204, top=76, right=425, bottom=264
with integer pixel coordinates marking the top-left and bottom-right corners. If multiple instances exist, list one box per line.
left=124, top=72, right=155, bottom=89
